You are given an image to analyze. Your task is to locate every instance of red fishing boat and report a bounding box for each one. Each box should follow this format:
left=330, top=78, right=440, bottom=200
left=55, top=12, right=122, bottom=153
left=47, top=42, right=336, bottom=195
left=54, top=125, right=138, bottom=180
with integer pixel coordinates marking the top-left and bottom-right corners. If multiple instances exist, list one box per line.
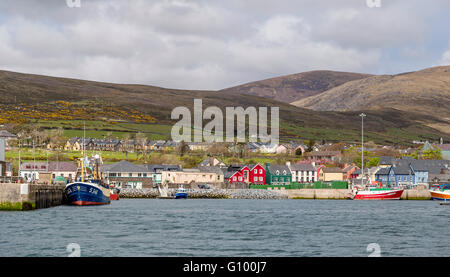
left=353, top=188, right=404, bottom=200
left=109, top=187, right=120, bottom=201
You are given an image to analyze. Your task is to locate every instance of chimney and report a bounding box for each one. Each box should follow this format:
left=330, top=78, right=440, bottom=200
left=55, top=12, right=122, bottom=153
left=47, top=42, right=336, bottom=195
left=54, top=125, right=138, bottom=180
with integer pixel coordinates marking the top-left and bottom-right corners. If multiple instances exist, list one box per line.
left=209, top=156, right=214, bottom=167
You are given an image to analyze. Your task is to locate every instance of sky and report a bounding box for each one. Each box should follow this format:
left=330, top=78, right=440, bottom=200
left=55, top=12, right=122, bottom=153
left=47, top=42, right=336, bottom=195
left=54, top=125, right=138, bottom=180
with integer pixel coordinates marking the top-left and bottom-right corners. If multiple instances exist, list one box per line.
left=0, top=0, right=449, bottom=90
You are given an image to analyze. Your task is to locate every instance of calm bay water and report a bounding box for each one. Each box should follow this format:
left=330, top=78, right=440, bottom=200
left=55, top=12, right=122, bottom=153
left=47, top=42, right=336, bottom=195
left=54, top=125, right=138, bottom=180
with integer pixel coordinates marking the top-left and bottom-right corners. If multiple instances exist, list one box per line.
left=0, top=199, right=448, bottom=257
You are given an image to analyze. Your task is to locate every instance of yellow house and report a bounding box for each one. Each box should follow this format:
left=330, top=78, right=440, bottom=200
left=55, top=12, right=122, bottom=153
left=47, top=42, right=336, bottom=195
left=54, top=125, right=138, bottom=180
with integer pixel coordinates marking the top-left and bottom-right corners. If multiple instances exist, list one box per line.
left=318, top=167, right=344, bottom=181
left=162, top=167, right=224, bottom=184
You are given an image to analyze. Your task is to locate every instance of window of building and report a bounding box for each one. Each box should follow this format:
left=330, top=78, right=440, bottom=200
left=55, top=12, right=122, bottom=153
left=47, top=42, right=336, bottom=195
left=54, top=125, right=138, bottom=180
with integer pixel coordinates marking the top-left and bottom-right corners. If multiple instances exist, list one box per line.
left=259, top=169, right=263, bottom=174
left=254, top=177, right=258, bottom=182
left=259, top=176, right=263, bottom=181
left=233, top=176, right=236, bottom=181
left=254, top=169, right=258, bottom=174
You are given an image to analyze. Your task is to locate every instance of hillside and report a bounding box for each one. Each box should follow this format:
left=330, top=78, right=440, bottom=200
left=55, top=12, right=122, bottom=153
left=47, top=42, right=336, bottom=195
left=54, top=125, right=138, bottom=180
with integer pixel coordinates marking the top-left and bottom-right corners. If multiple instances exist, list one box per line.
left=220, top=70, right=372, bottom=103
left=0, top=69, right=448, bottom=145
left=291, top=66, right=450, bottom=133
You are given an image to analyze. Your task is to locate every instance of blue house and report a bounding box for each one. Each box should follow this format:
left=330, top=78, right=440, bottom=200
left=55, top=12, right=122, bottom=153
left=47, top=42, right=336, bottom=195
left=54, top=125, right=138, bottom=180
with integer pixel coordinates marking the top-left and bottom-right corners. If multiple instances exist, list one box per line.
left=375, top=159, right=449, bottom=187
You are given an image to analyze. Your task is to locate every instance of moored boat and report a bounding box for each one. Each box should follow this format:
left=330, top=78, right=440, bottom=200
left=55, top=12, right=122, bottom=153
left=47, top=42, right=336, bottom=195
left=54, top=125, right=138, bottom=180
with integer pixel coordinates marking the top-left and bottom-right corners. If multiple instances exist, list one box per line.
left=65, top=181, right=111, bottom=205
left=175, top=187, right=188, bottom=199
left=110, top=187, right=120, bottom=201
left=429, top=184, right=450, bottom=201
left=65, top=153, right=110, bottom=206
left=353, top=187, right=404, bottom=200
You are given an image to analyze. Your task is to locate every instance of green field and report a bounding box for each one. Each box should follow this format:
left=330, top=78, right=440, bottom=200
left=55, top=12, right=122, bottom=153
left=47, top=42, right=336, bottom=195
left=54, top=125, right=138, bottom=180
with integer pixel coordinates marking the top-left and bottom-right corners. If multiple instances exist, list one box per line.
left=32, top=120, right=173, bottom=140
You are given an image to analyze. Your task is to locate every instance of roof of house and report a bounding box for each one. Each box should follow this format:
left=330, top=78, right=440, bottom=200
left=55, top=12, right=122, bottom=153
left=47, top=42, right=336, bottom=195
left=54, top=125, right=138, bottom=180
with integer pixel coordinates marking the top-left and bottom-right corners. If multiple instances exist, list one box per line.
left=221, top=167, right=240, bottom=179
left=197, top=166, right=224, bottom=175
left=0, top=130, right=17, bottom=138
left=321, top=167, right=343, bottom=173
left=144, top=164, right=181, bottom=173
left=378, top=156, right=397, bottom=165
left=20, top=162, right=48, bottom=172
left=306, top=151, right=342, bottom=157
left=290, top=163, right=315, bottom=171
left=390, top=161, right=413, bottom=175
left=101, top=160, right=149, bottom=173
left=375, top=167, right=390, bottom=175
left=48, top=162, right=77, bottom=172
left=410, top=160, right=450, bottom=174
left=267, top=164, right=291, bottom=175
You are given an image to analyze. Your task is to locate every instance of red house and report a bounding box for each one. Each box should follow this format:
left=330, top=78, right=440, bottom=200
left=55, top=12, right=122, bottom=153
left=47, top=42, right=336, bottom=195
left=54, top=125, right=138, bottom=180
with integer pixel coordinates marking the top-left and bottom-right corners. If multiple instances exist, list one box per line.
left=248, top=164, right=265, bottom=185
left=223, top=164, right=265, bottom=184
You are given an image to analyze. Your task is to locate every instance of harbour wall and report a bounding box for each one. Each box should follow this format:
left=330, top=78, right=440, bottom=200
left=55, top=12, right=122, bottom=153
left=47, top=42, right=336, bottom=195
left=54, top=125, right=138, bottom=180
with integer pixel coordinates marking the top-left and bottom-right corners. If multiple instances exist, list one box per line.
left=119, top=188, right=288, bottom=199
left=0, top=183, right=65, bottom=211
left=282, top=189, right=431, bottom=200
left=119, top=188, right=431, bottom=200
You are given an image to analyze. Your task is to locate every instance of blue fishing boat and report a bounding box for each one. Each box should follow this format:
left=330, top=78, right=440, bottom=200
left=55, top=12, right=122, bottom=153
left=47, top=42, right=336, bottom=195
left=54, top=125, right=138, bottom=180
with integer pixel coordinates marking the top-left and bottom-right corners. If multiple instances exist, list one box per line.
left=65, top=180, right=110, bottom=206
left=175, top=187, right=188, bottom=199
left=65, top=153, right=110, bottom=206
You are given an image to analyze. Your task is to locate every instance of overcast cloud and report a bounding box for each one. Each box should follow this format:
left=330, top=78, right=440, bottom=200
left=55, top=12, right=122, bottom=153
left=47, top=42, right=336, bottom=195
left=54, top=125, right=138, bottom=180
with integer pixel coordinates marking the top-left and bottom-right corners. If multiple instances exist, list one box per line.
left=0, top=0, right=449, bottom=90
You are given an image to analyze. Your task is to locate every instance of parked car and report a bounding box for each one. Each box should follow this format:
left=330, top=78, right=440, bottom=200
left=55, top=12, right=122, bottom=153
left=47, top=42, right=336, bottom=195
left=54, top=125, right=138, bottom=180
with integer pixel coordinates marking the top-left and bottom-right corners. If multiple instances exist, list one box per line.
left=198, top=184, right=210, bottom=189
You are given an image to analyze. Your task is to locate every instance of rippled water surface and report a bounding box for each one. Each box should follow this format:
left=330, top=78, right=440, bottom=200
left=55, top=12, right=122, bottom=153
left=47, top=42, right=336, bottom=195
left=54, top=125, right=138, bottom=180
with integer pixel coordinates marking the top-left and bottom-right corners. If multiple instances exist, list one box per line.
left=1, top=199, right=449, bottom=257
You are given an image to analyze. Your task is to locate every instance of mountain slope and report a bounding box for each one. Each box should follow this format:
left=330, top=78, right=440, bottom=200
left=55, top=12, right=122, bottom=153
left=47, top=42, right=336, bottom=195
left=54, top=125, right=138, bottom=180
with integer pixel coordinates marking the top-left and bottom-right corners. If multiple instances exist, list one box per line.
left=0, top=69, right=448, bottom=144
left=220, top=70, right=372, bottom=103
left=292, top=66, right=450, bottom=115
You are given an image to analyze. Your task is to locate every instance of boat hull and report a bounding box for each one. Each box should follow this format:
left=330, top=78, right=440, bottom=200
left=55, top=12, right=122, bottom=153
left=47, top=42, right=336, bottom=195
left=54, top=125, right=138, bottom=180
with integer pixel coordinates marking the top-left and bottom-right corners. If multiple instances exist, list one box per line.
left=175, top=192, right=188, bottom=199
left=429, top=190, right=450, bottom=201
left=65, top=182, right=111, bottom=206
left=354, top=189, right=404, bottom=200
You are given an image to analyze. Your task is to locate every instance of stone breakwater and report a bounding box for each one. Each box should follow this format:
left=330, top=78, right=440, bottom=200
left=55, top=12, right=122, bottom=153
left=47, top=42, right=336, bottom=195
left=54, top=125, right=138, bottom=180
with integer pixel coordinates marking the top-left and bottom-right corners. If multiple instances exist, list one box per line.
left=119, top=188, right=287, bottom=200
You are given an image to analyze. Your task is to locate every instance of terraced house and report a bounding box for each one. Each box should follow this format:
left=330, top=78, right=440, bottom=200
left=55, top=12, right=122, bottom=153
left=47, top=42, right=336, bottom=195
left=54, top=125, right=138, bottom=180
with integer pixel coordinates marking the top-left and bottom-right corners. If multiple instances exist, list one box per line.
left=288, top=162, right=316, bottom=183
left=265, top=163, right=292, bottom=185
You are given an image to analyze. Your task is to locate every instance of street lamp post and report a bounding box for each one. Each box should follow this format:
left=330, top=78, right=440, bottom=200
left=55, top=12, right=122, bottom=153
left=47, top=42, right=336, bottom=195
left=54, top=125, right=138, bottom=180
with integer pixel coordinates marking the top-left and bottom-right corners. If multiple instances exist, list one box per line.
left=360, top=113, right=366, bottom=187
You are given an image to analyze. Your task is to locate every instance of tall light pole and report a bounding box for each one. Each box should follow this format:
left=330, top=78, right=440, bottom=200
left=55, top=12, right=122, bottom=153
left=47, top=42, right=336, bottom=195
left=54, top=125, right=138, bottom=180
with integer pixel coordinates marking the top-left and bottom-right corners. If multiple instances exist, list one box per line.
left=360, top=113, right=366, bottom=187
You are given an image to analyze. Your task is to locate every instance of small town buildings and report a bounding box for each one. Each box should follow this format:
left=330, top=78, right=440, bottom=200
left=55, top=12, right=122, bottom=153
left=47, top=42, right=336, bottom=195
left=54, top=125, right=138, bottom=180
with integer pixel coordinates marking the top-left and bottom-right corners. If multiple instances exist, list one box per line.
left=288, top=162, right=316, bottom=183
left=305, top=151, right=342, bottom=163
left=438, top=144, right=450, bottom=160
left=144, top=164, right=182, bottom=185
left=342, top=164, right=359, bottom=180
left=222, top=164, right=266, bottom=184
left=259, top=143, right=278, bottom=154
left=0, top=130, right=17, bottom=149
left=101, top=160, right=153, bottom=189
left=375, top=158, right=450, bottom=187
left=199, top=156, right=226, bottom=168
left=248, top=164, right=266, bottom=185
left=161, top=167, right=224, bottom=185
left=48, top=161, right=77, bottom=182
left=318, top=167, right=344, bottom=182
left=276, top=142, right=306, bottom=155
left=19, top=162, right=49, bottom=182
left=0, top=162, right=13, bottom=177
left=265, top=163, right=292, bottom=185
left=222, top=165, right=248, bottom=183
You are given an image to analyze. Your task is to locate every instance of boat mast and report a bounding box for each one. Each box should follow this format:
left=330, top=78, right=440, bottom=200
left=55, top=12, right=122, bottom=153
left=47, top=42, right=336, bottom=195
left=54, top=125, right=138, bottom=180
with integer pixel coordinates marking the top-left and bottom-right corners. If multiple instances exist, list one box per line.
left=360, top=113, right=366, bottom=187
left=81, top=122, right=85, bottom=182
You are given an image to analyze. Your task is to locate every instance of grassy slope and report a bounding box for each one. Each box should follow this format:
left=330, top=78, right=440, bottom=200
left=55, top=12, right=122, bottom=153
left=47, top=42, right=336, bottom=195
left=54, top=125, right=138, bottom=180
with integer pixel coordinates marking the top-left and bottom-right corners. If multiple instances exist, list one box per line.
left=0, top=69, right=449, bottom=145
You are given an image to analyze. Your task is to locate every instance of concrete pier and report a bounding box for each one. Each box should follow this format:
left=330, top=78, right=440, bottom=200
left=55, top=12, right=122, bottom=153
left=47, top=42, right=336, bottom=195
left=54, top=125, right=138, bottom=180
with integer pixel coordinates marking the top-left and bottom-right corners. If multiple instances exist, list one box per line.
left=0, top=183, right=65, bottom=211
left=283, top=189, right=432, bottom=200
